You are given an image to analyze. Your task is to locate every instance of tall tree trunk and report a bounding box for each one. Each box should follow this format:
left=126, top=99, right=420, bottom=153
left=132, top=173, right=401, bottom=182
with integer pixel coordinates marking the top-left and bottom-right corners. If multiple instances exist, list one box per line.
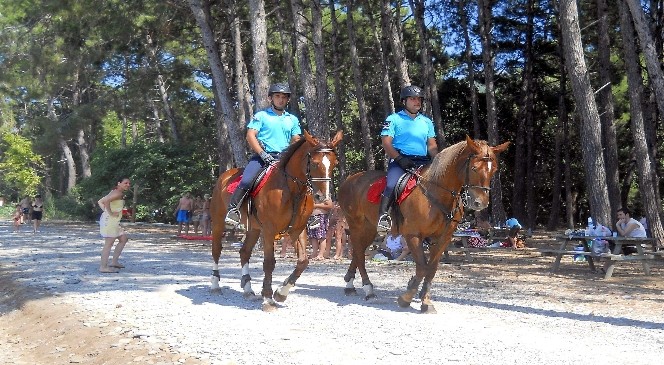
left=276, top=4, right=301, bottom=118
left=311, top=0, right=328, bottom=137
left=618, top=0, right=664, bottom=245
left=147, top=96, right=165, bottom=143
left=365, top=2, right=395, bottom=117
left=290, top=0, right=319, bottom=131
left=548, top=18, right=568, bottom=230
left=145, top=34, right=180, bottom=143
left=48, top=97, right=76, bottom=193
left=381, top=0, right=410, bottom=86
left=459, top=0, right=480, bottom=140
left=477, top=0, right=507, bottom=225
left=77, top=129, right=91, bottom=178
left=559, top=0, right=612, bottom=225
left=248, top=0, right=269, bottom=111
left=347, top=0, right=375, bottom=170
left=597, top=0, right=622, bottom=216
left=230, top=0, right=251, bottom=126
left=188, top=0, right=245, bottom=167
left=625, top=0, right=664, bottom=121
left=513, top=0, right=535, bottom=227
left=328, top=1, right=347, bottom=181
left=409, top=0, right=445, bottom=147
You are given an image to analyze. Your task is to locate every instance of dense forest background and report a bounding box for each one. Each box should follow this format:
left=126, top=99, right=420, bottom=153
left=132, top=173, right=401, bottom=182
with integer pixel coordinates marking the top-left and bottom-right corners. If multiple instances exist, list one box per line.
left=1, top=0, right=663, bottom=243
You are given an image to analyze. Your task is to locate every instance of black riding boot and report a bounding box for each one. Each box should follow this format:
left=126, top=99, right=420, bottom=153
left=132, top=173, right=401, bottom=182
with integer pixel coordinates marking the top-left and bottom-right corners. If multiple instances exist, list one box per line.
left=377, top=194, right=392, bottom=232
left=225, top=187, right=249, bottom=228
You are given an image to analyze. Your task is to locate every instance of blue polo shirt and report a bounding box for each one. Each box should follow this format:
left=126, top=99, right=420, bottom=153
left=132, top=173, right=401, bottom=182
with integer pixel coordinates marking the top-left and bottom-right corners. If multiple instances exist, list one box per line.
left=247, top=108, right=302, bottom=153
left=380, top=110, right=435, bottom=156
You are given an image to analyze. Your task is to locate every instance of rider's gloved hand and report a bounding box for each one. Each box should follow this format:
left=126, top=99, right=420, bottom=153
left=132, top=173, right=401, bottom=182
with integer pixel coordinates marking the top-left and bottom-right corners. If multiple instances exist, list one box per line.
left=260, top=151, right=276, bottom=165
left=395, top=155, right=415, bottom=170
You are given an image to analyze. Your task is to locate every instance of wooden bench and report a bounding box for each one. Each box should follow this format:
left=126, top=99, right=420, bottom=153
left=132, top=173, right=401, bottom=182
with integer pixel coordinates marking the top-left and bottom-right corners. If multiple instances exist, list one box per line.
left=550, top=235, right=657, bottom=279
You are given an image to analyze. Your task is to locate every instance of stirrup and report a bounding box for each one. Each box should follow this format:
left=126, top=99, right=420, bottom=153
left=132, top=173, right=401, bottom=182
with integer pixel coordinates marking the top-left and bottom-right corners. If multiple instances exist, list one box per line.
left=225, top=208, right=242, bottom=228
left=377, top=214, right=392, bottom=232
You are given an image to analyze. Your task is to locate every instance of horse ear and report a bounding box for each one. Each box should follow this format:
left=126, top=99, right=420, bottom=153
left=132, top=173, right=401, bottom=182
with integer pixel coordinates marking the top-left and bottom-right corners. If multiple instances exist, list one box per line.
left=465, top=135, right=482, bottom=154
left=330, top=130, right=343, bottom=148
left=303, top=130, right=318, bottom=145
left=492, top=141, right=510, bottom=154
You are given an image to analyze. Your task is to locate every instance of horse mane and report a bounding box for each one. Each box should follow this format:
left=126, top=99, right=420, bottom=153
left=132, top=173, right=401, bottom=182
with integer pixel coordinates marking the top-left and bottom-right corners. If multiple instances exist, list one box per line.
left=277, top=138, right=307, bottom=171
left=422, top=139, right=470, bottom=182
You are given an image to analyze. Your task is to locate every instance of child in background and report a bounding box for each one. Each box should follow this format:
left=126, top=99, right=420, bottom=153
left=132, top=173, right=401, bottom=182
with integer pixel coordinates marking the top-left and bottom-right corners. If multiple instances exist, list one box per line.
left=12, top=204, right=22, bottom=233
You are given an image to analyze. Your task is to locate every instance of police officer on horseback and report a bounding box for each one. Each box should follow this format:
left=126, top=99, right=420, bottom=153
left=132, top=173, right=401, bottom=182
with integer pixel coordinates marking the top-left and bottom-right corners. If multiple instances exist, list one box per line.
left=225, top=83, right=302, bottom=228
left=377, top=85, right=438, bottom=232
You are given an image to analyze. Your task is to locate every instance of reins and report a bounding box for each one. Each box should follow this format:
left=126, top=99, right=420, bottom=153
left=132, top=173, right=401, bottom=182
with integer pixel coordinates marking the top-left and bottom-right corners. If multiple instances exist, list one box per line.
left=413, top=150, right=492, bottom=223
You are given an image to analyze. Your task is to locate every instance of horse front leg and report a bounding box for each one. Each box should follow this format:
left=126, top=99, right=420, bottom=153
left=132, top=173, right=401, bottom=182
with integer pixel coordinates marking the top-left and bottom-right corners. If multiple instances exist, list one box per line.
left=274, top=230, right=309, bottom=303
left=239, top=229, right=260, bottom=298
left=260, top=232, right=278, bottom=312
left=397, top=235, right=427, bottom=308
left=210, top=220, right=224, bottom=292
left=416, top=239, right=449, bottom=313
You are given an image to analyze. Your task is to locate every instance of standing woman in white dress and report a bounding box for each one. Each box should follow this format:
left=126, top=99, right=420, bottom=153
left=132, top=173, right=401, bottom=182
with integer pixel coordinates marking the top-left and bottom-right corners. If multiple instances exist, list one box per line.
left=97, top=177, right=131, bottom=273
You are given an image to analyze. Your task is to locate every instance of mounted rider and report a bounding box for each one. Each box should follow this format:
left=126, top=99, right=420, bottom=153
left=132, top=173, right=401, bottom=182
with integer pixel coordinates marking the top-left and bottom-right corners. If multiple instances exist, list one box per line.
left=224, top=83, right=302, bottom=228
left=377, top=85, right=438, bottom=232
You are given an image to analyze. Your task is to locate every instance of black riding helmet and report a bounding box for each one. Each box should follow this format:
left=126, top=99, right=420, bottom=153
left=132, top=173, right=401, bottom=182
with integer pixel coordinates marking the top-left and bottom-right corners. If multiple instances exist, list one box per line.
left=399, top=85, right=424, bottom=100
left=268, top=83, right=292, bottom=96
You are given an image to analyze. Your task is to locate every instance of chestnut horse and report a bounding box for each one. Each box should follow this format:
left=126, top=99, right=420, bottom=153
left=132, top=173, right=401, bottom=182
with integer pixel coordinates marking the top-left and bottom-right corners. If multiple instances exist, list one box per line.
left=338, top=136, right=509, bottom=313
left=210, top=130, right=343, bottom=311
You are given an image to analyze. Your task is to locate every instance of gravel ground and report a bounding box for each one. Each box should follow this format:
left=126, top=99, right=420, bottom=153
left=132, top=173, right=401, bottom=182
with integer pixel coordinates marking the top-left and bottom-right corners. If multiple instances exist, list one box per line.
left=1, top=221, right=664, bottom=365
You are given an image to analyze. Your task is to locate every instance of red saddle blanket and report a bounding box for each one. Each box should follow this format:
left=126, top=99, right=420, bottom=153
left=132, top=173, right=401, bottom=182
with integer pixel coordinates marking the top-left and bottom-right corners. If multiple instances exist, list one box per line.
left=367, top=175, right=418, bottom=204
left=226, top=165, right=275, bottom=197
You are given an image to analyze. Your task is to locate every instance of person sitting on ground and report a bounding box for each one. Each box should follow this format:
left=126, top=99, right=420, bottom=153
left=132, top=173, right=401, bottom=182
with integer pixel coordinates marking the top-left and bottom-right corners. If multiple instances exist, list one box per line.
left=377, top=233, right=410, bottom=261
left=502, top=218, right=525, bottom=248
left=615, top=207, right=647, bottom=255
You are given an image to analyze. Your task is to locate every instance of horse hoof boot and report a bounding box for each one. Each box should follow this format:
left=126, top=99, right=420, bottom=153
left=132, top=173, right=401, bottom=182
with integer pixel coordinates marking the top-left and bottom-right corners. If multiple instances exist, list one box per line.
left=344, top=288, right=358, bottom=296
left=273, top=291, right=287, bottom=303
left=397, top=296, right=411, bottom=308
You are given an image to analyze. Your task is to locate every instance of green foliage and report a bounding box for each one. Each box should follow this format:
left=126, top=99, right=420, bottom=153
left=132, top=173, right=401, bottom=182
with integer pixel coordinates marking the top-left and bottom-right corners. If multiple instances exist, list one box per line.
left=74, top=142, right=217, bottom=222
left=0, top=132, right=44, bottom=198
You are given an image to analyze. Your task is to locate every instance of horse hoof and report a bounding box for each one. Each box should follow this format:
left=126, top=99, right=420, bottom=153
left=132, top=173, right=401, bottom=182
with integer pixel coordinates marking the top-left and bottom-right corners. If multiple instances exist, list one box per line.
left=262, top=303, right=278, bottom=312
left=364, top=293, right=377, bottom=301
left=273, top=291, right=287, bottom=303
left=243, top=291, right=255, bottom=299
left=209, top=288, right=222, bottom=294
left=344, top=288, right=358, bottom=296
left=397, top=296, right=411, bottom=308
left=420, top=304, right=437, bottom=314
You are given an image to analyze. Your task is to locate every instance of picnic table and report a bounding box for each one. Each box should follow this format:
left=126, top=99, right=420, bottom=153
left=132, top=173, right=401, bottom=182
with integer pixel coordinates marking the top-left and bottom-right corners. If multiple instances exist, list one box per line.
left=549, top=234, right=659, bottom=279
left=445, top=228, right=515, bottom=261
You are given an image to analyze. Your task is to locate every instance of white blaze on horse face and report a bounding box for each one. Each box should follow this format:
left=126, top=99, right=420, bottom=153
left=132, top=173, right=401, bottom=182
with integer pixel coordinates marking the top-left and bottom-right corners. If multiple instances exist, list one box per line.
left=488, top=161, right=493, bottom=171
left=321, top=154, right=332, bottom=199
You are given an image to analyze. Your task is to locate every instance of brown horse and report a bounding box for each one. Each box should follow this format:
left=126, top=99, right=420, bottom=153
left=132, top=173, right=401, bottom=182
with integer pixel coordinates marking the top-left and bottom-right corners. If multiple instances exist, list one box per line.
left=209, top=130, right=343, bottom=311
left=338, top=136, right=509, bottom=313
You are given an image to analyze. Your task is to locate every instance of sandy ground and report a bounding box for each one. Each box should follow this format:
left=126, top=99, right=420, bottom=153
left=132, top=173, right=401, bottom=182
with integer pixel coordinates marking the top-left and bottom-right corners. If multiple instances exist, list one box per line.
left=1, top=221, right=664, bottom=365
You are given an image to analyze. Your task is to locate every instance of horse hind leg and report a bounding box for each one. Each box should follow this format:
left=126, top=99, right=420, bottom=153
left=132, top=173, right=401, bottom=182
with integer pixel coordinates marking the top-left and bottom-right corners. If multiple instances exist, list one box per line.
left=239, top=230, right=261, bottom=298
left=210, top=222, right=224, bottom=292
left=344, top=226, right=375, bottom=298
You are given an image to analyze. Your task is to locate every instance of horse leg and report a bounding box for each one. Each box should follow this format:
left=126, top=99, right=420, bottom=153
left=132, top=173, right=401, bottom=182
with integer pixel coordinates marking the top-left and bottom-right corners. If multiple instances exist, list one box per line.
left=397, top=235, right=427, bottom=307
left=416, top=240, right=448, bottom=313
left=274, top=230, right=309, bottom=302
left=260, top=233, right=278, bottom=312
left=239, top=229, right=261, bottom=298
left=210, top=220, right=224, bottom=292
left=344, top=225, right=375, bottom=298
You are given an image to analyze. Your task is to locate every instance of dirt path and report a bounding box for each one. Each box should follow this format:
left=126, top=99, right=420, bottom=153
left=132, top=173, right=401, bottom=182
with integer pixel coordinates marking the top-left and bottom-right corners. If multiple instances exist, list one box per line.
left=1, top=221, right=664, bottom=365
